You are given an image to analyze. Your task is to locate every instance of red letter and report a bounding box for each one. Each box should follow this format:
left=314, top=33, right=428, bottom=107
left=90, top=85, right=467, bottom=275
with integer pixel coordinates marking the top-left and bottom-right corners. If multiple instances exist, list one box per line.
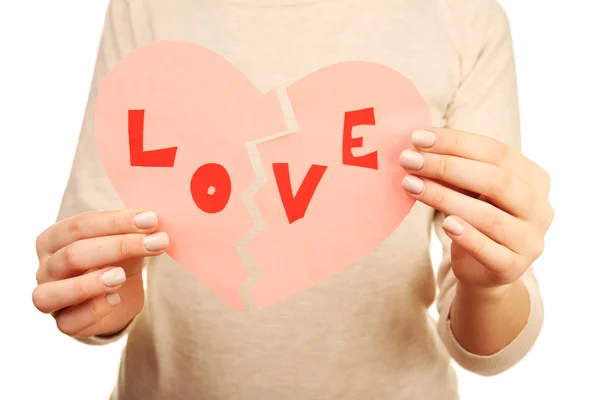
left=273, top=163, right=327, bottom=224
left=342, top=107, right=378, bottom=170
left=190, top=163, right=232, bottom=213
left=129, top=109, right=178, bottom=167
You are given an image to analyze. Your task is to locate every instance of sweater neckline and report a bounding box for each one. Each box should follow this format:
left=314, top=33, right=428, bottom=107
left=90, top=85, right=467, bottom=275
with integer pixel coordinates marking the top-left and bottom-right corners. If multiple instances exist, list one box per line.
left=219, top=0, right=335, bottom=7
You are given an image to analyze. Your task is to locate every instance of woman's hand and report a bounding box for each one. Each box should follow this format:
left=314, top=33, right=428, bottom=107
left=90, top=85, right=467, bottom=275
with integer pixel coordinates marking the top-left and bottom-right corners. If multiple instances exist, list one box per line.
left=33, top=209, right=169, bottom=338
left=399, top=128, right=554, bottom=294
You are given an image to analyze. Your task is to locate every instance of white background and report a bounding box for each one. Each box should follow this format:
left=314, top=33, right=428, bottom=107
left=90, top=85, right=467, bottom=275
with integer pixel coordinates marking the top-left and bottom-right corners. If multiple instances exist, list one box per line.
left=1, top=1, right=599, bottom=399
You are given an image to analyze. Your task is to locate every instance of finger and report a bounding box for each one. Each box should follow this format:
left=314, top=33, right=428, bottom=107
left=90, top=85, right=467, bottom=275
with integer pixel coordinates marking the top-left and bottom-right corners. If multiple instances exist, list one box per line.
left=36, top=209, right=159, bottom=258
left=76, top=314, right=132, bottom=339
left=411, top=128, right=549, bottom=194
left=32, top=267, right=126, bottom=314
left=54, top=292, right=122, bottom=337
left=39, top=232, right=168, bottom=283
left=441, top=215, right=527, bottom=286
left=401, top=174, right=529, bottom=254
left=56, top=274, right=144, bottom=338
left=400, top=150, right=544, bottom=219
left=430, top=178, right=478, bottom=198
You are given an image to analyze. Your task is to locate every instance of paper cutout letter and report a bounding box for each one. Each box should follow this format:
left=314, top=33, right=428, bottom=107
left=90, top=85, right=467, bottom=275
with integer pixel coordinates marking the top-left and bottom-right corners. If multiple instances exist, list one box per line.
left=273, top=163, right=328, bottom=224
left=342, top=107, right=378, bottom=170
left=128, top=109, right=178, bottom=167
left=95, top=41, right=431, bottom=310
left=190, top=163, right=232, bottom=214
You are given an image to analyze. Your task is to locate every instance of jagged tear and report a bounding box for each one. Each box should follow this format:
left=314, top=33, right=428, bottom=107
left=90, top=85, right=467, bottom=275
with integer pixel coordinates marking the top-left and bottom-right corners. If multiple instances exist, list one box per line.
left=235, top=88, right=298, bottom=310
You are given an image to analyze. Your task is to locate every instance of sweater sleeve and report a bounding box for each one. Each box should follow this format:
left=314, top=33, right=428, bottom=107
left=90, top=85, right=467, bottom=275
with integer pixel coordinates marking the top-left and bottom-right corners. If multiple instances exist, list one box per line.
left=434, top=0, right=544, bottom=375
left=56, top=0, right=150, bottom=345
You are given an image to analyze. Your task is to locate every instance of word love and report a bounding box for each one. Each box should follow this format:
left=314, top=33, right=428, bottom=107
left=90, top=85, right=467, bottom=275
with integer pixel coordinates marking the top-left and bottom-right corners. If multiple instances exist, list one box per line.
left=129, top=107, right=379, bottom=224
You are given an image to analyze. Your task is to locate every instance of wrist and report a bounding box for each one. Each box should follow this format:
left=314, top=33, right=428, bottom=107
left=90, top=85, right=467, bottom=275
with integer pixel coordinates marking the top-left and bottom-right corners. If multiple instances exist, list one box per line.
left=450, top=279, right=531, bottom=356
left=455, top=280, right=519, bottom=305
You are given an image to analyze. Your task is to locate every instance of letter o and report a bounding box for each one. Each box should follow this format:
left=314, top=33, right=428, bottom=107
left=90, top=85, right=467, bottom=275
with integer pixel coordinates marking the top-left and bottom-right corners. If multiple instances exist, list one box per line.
left=190, top=163, right=232, bottom=213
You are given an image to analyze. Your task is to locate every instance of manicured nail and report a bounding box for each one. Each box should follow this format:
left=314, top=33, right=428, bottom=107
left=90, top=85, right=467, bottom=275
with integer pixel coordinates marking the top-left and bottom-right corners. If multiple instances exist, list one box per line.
left=101, top=267, right=126, bottom=287
left=442, top=216, right=464, bottom=235
left=143, top=232, right=169, bottom=251
left=399, top=149, right=424, bottom=170
left=412, top=130, right=436, bottom=148
left=133, top=211, right=158, bottom=229
left=106, top=293, right=121, bottom=306
left=402, top=175, right=424, bottom=194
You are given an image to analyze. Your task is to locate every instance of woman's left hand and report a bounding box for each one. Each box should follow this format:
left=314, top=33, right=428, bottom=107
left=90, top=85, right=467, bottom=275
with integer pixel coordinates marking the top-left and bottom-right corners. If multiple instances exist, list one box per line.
left=399, top=128, right=554, bottom=293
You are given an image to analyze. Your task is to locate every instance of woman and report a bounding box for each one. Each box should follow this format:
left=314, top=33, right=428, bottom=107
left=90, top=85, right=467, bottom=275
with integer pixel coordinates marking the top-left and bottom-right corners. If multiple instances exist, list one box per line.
left=32, top=0, right=553, bottom=398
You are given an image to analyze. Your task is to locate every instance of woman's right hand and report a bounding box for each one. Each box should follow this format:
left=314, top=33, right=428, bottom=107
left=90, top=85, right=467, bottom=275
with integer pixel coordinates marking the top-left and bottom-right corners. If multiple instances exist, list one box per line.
left=32, top=209, right=169, bottom=338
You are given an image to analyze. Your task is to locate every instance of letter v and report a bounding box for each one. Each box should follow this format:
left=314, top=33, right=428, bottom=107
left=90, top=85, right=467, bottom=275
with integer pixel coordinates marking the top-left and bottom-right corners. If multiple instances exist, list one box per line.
left=272, top=163, right=327, bottom=224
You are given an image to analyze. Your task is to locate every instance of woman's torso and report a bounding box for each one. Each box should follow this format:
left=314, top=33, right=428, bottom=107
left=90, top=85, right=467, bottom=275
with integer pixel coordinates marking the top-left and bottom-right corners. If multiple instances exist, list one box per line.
left=112, top=0, right=461, bottom=398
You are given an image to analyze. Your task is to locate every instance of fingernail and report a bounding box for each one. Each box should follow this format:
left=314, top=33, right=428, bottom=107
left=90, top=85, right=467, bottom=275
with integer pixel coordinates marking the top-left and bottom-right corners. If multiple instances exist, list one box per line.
left=101, top=267, right=126, bottom=287
left=399, top=149, right=424, bottom=170
left=402, top=175, right=424, bottom=194
left=143, top=232, right=169, bottom=251
left=442, top=216, right=464, bottom=235
left=133, top=211, right=158, bottom=229
left=412, top=130, right=436, bottom=148
left=106, top=293, right=121, bottom=306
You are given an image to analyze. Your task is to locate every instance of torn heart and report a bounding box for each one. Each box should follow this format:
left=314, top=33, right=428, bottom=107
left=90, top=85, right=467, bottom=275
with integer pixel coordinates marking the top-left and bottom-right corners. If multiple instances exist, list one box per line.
left=95, top=41, right=430, bottom=310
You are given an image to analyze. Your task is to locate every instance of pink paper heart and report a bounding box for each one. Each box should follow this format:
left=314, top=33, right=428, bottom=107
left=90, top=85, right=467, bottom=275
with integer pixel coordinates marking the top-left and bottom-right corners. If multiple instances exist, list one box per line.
left=95, top=41, right=430, bottom=310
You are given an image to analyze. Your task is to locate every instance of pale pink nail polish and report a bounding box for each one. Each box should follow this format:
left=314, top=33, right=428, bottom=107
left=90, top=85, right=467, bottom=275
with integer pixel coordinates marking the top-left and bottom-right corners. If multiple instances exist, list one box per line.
left=106, top=293, right=121, bottom=306
left=143, top=232, right=169, bottom=251
left=399, top=150, right=424, bottom=170
left=133, top=211, right=158, bottom=229
left=442, top=216, right=464, bottom=235
left=412, top=130, right=436, bottom=148
left=102, top=267, right=126, bottom=287
left=402, top=175, right=425, bottom=194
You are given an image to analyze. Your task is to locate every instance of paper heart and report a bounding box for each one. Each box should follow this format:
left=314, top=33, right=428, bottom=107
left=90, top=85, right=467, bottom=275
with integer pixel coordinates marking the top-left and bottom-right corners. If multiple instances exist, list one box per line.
left=95, top=41, right=430, bottom=310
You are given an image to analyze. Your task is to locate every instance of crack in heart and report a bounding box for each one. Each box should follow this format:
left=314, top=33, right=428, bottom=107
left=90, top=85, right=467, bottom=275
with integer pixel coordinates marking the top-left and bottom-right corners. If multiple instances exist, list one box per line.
left=235, top=88, right=298, bottom=311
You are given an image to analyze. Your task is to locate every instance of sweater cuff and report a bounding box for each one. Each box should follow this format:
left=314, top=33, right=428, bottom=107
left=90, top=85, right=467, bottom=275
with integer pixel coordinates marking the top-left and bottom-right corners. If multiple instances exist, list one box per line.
left=437, top=276, right=544, bottom=376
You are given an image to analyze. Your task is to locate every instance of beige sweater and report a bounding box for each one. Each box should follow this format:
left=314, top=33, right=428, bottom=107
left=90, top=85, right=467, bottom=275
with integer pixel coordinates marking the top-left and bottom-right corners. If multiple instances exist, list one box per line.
left=57, top=0, right=544, bottom=398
